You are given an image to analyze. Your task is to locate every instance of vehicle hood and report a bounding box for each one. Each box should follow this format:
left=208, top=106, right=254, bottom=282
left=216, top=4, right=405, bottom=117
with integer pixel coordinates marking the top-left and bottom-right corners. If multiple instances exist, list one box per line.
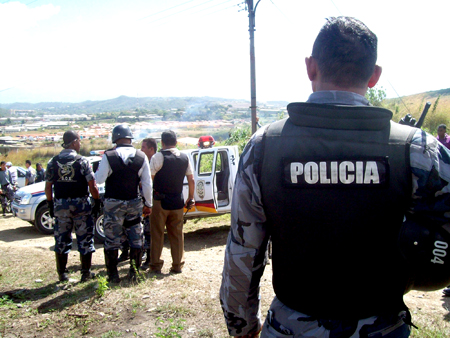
left=17, top=182, right=46, bottom=194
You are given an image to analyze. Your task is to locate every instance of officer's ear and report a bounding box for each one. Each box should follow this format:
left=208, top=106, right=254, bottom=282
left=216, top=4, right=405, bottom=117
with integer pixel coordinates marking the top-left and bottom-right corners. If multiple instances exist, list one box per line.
left=305, top=56, right=318, bottom=82
left=368, top=65, right=382, bottom=88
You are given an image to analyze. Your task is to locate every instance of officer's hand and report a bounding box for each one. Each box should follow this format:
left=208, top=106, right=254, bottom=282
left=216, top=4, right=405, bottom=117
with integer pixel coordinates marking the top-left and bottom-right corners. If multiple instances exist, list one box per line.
left=92, top=199, right=102, bottom=218
left=143, top=206, right=152, bottom=216
left=185, top=198, right=195, bottom=209
left=399, top=114, right=417, bottom=127
left=46, top=200, right=54, bottom=218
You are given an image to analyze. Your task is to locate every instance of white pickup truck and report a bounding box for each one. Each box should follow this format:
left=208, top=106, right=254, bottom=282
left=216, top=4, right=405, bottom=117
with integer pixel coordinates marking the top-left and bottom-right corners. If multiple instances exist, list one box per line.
left=12, top=142, right=240, bottom=243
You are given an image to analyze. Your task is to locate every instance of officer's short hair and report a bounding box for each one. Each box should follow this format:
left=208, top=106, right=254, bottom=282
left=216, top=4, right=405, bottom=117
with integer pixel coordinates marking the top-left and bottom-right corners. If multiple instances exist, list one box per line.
left=26, top=160, right=31, bottom=165
left=0, top=161, right=5, bottom=165
left=142, top=138, right=157, bottom=152
left=311, top=16, right=378, bottom=88
left=161, top=130, right=177, bottom=147
left=438, top=124, right=447, bottom=130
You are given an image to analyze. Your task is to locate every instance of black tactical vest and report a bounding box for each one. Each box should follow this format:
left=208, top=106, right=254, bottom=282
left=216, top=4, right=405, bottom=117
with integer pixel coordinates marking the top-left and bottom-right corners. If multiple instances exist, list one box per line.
left=104, top=147, right=145, bottom=200
left=52, top=154, right=89, bottom=199
left=260, top=102, right=416, bottom=319
left=153, top=150, right=188, bottom=210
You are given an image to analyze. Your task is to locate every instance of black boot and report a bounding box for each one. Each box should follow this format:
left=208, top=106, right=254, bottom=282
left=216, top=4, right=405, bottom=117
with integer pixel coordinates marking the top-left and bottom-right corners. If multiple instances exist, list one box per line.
left=128, top=248, right=142, bottom=282
left=117, top=243, right=129, bottom=263
left=55, top=253, right=69, bottom=282
left=80, top=252, right=95, bottom=282
left=104, top=249, right=121, bottom=284
left=140, top=249, right=151, bottom=271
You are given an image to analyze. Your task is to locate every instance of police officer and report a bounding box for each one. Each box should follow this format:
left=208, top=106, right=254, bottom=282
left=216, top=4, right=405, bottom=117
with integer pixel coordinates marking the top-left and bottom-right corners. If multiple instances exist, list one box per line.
left=45, top=130, right=101, bottom=282
left=95, top=124, right=152, bottom=283
left=35, top=163, right=46, bottom=183
left=150, top=130, right=195, bottom=274
left=220, top=17, right=450, bottom=338
left=0, top=161, right=14, bottom=216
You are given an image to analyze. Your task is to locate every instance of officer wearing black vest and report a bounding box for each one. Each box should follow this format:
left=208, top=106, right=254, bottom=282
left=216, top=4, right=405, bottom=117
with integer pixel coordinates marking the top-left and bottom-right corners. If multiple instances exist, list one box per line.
left=220, top=17, right=450, bottom=338
left=95, top=124, right=152, bottom=283
left=149, top=130, right=195, bottom=274
left=45, top=130, right=101, bottom=282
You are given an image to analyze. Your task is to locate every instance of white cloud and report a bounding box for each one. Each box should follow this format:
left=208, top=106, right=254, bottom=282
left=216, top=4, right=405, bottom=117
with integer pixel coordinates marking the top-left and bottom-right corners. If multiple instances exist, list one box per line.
left=0, top=2, right=60, bottom=32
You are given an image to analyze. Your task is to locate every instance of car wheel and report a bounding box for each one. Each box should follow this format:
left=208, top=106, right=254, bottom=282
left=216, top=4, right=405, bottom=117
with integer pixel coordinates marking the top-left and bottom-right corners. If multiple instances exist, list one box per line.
left=34, top=204, right=55, bottom=235
left=94, top=214, right=105, bottom=244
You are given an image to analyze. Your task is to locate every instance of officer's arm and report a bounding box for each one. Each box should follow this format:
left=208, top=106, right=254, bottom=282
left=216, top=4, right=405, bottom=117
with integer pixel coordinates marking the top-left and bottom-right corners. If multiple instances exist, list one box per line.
left=220, top=133, right=268, bottom=337
left=45, top=181, right=53, bottom=201
left=185, top=174, right=195, bottom=206
left=94, top=156, right=111, bottom=184
left=88, top=179, right=100, bottom=200
left=139, top=156, right=153, bottom=208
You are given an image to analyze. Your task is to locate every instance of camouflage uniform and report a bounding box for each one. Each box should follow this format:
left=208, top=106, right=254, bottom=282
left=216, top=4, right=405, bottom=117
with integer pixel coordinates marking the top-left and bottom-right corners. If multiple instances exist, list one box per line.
left=53, top=196, right=95, bottom=255
left=103, top=197, right=143, bottom=251
left=46, top=151, right=95, bottom=256
left=0, top=169, right=14, bottom=213
left=220, top=91, right=450, bottom=337
left=143, top=216, right=151, bottom=250
left=95, top=143, right=152, bottom=282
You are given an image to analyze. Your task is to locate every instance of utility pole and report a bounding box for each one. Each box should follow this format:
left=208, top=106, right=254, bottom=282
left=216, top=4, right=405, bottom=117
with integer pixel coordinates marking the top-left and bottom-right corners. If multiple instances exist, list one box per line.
left=247, top=0, right=259, bottom=134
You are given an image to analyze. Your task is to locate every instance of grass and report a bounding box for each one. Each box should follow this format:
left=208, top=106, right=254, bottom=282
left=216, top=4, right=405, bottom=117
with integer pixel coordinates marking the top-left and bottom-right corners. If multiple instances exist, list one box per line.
left=410, top=313, right=450, bottom=338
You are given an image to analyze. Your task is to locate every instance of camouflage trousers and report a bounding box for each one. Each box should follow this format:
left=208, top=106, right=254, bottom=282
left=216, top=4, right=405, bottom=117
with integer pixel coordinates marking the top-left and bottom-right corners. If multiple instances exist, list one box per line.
left=103, top=198, right=143, bottom=251
left=143, top=215, right=151, bottom=250
left=54, top=197, right=95, bottom=255
left=261, top=297, right=411, bottom=338
left=1, top=184, right=14, bottom=209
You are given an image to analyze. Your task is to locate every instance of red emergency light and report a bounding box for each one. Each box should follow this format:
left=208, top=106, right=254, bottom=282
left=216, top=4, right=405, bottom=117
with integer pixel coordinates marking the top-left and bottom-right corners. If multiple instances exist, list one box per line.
left=198, top=135, right=215, bottom=149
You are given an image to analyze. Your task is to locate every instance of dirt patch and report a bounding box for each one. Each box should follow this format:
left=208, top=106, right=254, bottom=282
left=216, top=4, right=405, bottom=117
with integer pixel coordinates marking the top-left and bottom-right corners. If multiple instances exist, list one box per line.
left=0, top=215, right=449, bottom=337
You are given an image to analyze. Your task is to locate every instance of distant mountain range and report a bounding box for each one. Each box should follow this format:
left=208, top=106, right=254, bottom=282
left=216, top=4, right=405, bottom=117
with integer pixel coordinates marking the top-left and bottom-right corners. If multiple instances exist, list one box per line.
left=0, top=96, right=288, bottom=114
left=1, top=89, right=449, bottom=117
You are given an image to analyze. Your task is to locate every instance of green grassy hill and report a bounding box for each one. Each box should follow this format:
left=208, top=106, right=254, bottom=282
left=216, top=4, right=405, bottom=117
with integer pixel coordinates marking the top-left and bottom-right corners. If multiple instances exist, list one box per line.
left=384, top=88, right=450, bottom=134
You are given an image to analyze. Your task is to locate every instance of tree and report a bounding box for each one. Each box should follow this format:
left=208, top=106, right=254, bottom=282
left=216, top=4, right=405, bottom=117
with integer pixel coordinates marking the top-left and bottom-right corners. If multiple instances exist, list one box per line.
left=365, top=86, right=387, bottom=107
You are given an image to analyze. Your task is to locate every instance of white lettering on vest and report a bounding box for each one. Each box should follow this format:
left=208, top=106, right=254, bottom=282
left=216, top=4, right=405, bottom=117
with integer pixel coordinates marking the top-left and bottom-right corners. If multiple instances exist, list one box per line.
left=290, top=161, right=381, bottom=185
left=304, top=162, right=319, bottom=184
left=290, top=163, right=303, bottom=183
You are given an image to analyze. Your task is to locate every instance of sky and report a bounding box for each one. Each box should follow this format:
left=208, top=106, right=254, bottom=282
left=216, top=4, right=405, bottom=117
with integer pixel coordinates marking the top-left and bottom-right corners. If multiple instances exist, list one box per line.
left=0, top=0, right=449, bottom=104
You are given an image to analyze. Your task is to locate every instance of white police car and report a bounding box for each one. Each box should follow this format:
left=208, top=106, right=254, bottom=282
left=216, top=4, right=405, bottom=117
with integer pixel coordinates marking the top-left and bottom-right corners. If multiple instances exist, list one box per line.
left=12, top=138, right=241, bottom=242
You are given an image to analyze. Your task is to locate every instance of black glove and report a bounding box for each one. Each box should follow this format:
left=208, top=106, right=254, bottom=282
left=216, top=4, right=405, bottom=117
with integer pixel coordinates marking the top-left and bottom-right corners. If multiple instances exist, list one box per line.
left=399, top=114, right=417, bottom=127
left=186, top=199, right=195, bottom=209
left=92, top=199, right=102, bottom=218
left=46, top=200, right=54, bottom=218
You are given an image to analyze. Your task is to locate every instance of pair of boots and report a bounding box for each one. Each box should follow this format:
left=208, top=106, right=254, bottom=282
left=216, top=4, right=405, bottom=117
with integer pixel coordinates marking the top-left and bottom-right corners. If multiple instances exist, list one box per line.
left=104, top=248, right=143, bottom=283
left=55, top=252, right=95, bottom=283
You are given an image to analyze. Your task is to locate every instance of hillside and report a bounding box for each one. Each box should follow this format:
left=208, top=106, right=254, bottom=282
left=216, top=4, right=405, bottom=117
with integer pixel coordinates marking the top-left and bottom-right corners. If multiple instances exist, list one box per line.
left=384, top=88, right=450, bottom=133
left=0, top=96, right=252, bottom=114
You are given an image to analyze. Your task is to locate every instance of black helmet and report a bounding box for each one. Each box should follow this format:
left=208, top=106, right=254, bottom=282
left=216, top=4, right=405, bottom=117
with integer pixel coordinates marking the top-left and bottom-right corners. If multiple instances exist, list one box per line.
left=112, top=124, right=133, bottom=143
left=398, top=214, right=450, bottom=291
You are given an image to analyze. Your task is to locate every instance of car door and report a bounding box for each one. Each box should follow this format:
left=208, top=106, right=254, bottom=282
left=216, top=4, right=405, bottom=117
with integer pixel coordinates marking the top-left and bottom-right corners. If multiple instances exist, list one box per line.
left=193, top=148, right=218, bottom=214
left=16, top=167, right=27, bottom=188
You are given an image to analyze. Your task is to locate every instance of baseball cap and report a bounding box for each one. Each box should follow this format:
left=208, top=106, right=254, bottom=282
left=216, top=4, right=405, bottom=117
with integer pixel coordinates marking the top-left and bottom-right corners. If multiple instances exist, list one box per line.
left=6, top=162, right=12, bottom=167
left=62, top=130, right=80, bottom=148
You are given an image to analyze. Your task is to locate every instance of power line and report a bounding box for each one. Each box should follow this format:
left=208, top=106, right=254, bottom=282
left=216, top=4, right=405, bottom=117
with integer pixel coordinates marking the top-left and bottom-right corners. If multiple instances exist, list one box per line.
left=387, top=80, right=411, bottom=115
left=329, top=0, right=343, bottom=15
left=141, top=0, right=237, bottom=28
left=138, top=0, right=196, bottom=21
left=188, top=0, right=235, bottom=17
left=139, top=0, right=214, bottom=23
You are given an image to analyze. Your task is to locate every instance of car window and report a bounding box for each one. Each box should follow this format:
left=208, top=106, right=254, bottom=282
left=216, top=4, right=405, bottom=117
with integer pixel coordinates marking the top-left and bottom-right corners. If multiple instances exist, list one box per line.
left=17, top=168, right=26, bottom=178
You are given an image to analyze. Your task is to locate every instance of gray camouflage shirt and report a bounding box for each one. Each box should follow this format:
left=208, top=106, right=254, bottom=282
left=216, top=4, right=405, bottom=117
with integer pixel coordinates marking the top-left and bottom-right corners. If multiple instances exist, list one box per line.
left=219, top=91, right=450, bottom=336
